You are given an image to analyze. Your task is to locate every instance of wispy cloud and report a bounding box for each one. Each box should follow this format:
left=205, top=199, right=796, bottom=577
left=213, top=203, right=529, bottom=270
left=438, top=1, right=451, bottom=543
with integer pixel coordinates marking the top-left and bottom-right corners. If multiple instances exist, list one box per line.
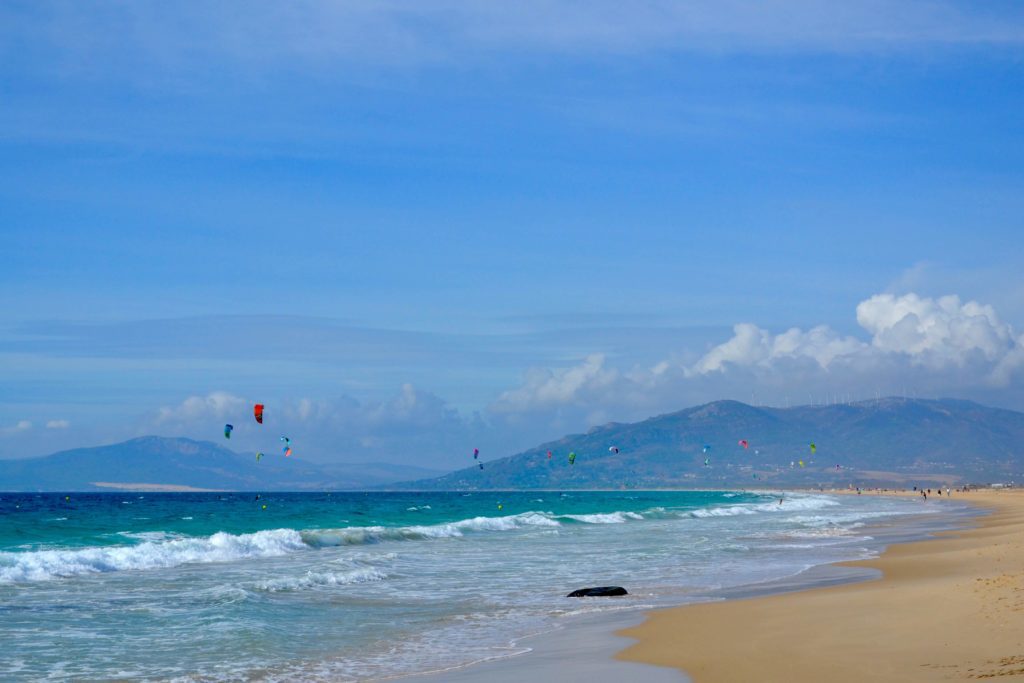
left=4, top=1, right=1022, bottom=88
left=1, top=420, right=32, bottom=436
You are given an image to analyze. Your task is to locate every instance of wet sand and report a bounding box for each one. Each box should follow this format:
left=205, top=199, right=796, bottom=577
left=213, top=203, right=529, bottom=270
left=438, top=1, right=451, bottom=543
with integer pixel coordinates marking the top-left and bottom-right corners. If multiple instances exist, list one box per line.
left=402, top=610, right=686, bottom=683
left=617, top=490, right=1024, bottom=682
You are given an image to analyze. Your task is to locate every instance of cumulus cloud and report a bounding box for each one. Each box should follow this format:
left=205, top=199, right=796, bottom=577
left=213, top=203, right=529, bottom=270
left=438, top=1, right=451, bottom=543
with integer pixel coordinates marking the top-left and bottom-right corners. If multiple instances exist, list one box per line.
left=857, top=293, right=1015, bottom=369
left=692, top=323, right=866, bottom=373
left=491, top=354, right=621, bottom=413
left=156, top=391, right=248, bottom=424
left=150, top=385, right=490, bottom=467
left=491, top=292, right=1024, bottom=430
left=45, top=420, right=70, bottom=429
left=139, top=292, right=1023, bottom=465
left=691, top=293, right=1021, bottom=381
left=154, top=387, right=467, bottom=434
left=994, top=341, right=1024, bottom=386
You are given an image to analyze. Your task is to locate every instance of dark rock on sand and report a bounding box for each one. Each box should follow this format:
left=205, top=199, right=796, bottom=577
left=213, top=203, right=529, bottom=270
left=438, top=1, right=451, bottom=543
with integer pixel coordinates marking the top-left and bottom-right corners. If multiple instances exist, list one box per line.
left=566, top=586, right=628, bottom=597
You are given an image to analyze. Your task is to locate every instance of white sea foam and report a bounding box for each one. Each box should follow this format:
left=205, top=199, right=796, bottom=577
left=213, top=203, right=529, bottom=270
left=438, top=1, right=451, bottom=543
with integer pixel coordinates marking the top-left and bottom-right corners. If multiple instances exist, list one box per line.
left=0, top=492, right=960, bottom=683
left=252, top=567, right=388, bottom=592
left=0, top=529, right=308, bottom=583
left=0, top=512, right=569, bottom=583
left=783, top=527, right=866, bottom=539
left=0, top=495, right=860, bottom=585
left=689, top=495, right=838, bottom=518
left=302, top=512, right=562, bottom=547
left=559, top=511, right=644, bottom=524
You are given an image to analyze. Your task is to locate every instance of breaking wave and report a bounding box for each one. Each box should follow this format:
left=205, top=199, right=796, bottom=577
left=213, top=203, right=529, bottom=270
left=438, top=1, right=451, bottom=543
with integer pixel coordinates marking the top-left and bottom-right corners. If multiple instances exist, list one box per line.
left=0, top=528, right=309, bottom=583
left=0, top=496, right=841, bottom=583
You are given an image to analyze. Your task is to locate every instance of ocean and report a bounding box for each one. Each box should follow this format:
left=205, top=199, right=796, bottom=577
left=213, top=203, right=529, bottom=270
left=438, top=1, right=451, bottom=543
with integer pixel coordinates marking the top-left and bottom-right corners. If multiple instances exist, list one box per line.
left=0, top=490, right=970, bottom=681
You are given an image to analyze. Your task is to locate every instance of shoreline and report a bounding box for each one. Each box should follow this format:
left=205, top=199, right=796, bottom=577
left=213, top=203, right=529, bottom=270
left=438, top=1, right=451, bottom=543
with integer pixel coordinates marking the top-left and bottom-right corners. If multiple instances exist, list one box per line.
left=616, top=490, right=1021, bottom=681
left=396, top=491, right=978, bottom=682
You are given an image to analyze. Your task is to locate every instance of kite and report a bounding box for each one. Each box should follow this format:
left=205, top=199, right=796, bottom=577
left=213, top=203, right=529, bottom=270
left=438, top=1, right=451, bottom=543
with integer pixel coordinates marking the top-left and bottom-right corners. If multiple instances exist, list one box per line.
left=609, top=446, right=620, bottom=454
left=810, top=442, right=817, bottom=454
left=284, top=447, right=293, bottom=457
left=473, top=448, right=479, bottom=459
left=704, top=457, right=710, bottom=467
left=224, top=424, right=233, bottom=439
left=256, top=452, right=264, bottom=462
left=547, top=450, right=553, bottom=460
left=703, top=445, right=711, bottom=454
left=739, top=439, right=749, bottom=449
left=254, top=404, right=264, bottom=424
left=568, top=452, right=577, bottom=465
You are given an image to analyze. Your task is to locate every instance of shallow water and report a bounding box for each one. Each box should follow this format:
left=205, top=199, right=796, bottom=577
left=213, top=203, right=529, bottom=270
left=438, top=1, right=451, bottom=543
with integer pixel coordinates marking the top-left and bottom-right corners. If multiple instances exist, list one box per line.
left=0, top=490, right=956, bottom=681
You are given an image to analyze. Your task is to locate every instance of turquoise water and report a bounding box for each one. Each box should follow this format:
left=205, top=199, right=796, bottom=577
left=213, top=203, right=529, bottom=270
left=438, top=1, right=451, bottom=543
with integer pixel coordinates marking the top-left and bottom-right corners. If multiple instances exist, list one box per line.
left=1, top=490, right=951, bottom=681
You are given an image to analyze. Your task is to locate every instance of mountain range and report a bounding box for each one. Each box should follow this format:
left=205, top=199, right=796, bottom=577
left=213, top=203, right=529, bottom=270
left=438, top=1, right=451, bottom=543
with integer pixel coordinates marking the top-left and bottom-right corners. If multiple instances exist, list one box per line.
left=2, top=398, right=1022, bottom=491
left=396, top=397, right=1024, bottom=489
left=0, top=436, right=444, bottom=491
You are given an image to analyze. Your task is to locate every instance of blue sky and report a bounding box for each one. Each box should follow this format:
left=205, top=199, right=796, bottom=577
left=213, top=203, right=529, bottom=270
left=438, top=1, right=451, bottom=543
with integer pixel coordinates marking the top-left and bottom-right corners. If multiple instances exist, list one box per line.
left=2, top=1, right=1023, bottom=468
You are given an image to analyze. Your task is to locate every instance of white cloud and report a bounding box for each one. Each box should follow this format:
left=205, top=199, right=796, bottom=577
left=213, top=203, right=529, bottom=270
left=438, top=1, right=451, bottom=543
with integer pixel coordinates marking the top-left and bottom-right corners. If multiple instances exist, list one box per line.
left=691, top=293, right=1021, bottom=380
left=857, top=293, right=1015, bottom=368
left=992, top=333, right=1024, bottom=386
left=1, top=420, right=32, bottom=435
left=132, top=292, right=1024, bottom=464
left=150, top=386, right=489, bottom=467
left=692, top=323, right=866, bottom=373
left=155, top=386, right=469, bottom=434
left=156, top=391, right=248, bottom=424
left=45, top=419, right=70, bottom=429
left=491, top=354, right=621, bottom=414
left=492, top=292, right=1024, bottom=428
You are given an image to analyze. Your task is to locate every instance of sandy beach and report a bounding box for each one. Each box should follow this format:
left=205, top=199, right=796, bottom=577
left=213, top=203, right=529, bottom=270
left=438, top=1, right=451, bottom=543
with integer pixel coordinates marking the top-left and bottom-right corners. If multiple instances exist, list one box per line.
left=618, top=490, right=1024, bottom=682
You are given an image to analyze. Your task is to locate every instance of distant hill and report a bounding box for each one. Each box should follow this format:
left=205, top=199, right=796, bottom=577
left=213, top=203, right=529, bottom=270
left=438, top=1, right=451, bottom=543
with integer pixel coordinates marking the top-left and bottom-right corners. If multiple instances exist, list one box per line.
left=396, top=398, right=1024, bottom=489
left=5, top=398, right=1022, bottom=492
left=0, top=437, right=446, bottom=492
